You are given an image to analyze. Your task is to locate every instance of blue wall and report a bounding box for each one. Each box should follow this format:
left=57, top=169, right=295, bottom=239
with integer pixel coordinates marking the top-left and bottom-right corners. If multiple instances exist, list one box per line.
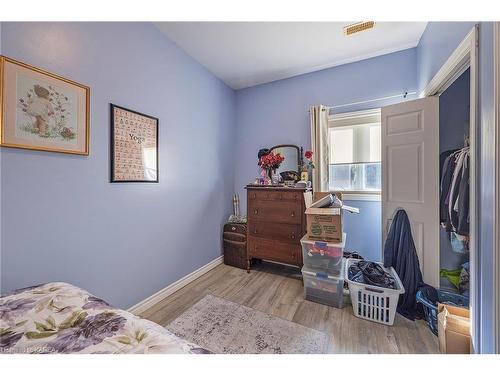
left=417, top=23, right=476, bottom=93
left=1, top=23, right=496, bottom=352
left=0, top=22, right=236, bottom=309
left=417, top=21, right=496, bottom=353
left=341, top=200, right=382, bottom=262
left=234, top=48, right=418, bottom=261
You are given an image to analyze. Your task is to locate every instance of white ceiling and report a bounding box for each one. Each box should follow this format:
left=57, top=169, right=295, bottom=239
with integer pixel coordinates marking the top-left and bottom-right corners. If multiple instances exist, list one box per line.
left=155, top=22, right=427, bottom=90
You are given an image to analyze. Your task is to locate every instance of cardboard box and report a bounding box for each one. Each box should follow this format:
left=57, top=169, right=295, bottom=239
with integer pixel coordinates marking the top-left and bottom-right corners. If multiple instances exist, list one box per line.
left=303, top=192, right=359, bottom=242
left=437, top=303, right=471, bottom=354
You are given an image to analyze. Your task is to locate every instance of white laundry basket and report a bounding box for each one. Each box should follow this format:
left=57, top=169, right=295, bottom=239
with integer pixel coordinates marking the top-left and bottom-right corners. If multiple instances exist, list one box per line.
left=345, top=258, right=405, bottom=326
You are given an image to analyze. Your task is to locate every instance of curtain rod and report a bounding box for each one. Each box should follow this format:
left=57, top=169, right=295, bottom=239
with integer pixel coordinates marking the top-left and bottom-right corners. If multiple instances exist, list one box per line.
left=325, top=91, right=417, bottom=110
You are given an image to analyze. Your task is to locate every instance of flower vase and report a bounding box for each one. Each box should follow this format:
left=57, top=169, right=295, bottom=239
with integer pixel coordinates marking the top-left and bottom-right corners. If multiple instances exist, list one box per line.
left=269, top=169, right=280, bottom=184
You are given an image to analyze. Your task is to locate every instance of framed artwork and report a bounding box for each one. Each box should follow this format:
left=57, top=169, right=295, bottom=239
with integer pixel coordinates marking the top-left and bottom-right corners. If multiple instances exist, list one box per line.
left=0, top=56, right=90, bottom=155
left=110, top=104, right=159, bottom=183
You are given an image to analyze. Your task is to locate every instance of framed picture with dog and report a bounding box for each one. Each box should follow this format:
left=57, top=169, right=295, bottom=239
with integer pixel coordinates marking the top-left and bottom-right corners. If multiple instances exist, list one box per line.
left=0, top=56, right=90, bottom=155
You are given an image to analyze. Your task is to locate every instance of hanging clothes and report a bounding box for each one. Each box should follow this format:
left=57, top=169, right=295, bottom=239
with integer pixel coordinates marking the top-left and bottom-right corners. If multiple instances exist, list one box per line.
left=440, top=153, right=457, bottom=227
left=440, top=149, right=458, bottom=181
left=439, top=146, right=470, bottom=296
left=439, top=147, right=470, bottom=238
left=448, top=148, right=468, bottom=230
left=383, top=209, right=436, bottom=321
left=456, top=153, right=470, bottom=236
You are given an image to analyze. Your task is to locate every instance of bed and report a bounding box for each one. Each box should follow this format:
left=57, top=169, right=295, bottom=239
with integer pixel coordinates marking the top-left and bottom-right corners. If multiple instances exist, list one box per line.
left=0, top=282, right=209, bottom=354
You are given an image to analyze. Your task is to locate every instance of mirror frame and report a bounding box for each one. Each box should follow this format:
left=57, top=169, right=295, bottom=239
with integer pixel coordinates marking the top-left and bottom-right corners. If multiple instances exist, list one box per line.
left=269, top=144, right=303, bottom=174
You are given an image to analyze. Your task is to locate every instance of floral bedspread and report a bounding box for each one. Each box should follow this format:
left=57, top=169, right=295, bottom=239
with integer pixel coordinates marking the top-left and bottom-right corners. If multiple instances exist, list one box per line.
left=0, top=282, right=209, bottom=354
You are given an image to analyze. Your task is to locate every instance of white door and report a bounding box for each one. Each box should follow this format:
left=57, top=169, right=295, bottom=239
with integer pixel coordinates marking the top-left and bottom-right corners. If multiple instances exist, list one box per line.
left=382, top=97, right=440, bottom=287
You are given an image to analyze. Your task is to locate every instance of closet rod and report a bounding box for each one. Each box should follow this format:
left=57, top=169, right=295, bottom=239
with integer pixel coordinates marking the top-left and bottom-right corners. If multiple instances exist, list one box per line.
left=324, top=91, right=417, bottom=110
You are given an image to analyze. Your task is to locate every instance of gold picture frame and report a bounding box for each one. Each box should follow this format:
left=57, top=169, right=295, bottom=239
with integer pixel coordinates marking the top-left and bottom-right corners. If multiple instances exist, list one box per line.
left=0, top=56, right=90, bottom=155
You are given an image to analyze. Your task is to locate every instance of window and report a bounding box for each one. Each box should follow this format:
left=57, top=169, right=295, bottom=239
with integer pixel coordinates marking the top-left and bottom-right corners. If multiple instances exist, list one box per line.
left=328, top=109, right=381, bottom=193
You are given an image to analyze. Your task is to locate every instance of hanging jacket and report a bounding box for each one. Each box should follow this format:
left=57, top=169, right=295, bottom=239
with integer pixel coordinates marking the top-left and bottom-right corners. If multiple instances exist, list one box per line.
left=440, top=148, right=470, bottom=236
left=440, top=149, right=458, bottom=181
left=383, top=209, right=434, bottom=321
left=448, top=149, right=467, bottom=231
left=456, top=152, right=470, bottom=235
left=440, top=154, right=457, bottom=226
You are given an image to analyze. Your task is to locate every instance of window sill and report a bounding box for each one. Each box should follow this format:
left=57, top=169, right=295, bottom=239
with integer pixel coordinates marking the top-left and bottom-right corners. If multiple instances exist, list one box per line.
left=339, top=192, right=381, bottom=202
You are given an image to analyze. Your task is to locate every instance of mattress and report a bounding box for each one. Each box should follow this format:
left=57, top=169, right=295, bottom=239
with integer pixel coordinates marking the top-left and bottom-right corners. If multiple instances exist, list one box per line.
left=0, top=282, right=209, bottom=354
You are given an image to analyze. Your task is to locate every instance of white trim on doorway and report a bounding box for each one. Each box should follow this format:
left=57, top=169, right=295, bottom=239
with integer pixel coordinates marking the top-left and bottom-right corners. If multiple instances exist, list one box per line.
left=421, top=25, right=480, bottom=352
left=127, top=256, right=224, bottom=316
left=420, top=27, right=476, bottom=98
left=494, top=21, right=500, bottom=354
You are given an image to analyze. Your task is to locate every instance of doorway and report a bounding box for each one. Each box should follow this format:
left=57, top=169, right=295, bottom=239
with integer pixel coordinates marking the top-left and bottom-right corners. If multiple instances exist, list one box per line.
left=438, top=68, right=470, bottom=295
left=381, top=26, right=479, bottom=351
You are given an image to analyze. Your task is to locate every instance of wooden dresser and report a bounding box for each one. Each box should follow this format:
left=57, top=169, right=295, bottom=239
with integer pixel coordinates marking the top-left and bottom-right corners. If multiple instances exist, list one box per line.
left=245, top=185, right=307, bottom=271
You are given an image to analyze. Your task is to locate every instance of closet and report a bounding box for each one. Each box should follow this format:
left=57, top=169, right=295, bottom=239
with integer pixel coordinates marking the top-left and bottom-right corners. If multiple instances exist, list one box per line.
left=438, top=68, right=471, bottom=296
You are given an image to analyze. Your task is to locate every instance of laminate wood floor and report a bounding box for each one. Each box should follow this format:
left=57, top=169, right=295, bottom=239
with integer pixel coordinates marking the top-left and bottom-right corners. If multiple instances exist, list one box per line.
left=139, top=262, right=439, bottom=354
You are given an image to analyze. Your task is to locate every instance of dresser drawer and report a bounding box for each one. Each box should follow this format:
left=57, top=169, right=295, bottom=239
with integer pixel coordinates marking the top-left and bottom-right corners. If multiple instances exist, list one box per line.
left=223, top=232, right=246, bottom=242
left=224, top=238, right=247, bottom=254
left=247, top=200, right=302, bottom=225
left=223, top=223, right=247, bottom=236
left=224, top=239, right=247, bottom=270
left=248, top=237, right=302, bottom=266
left=248, top=190, right=302, bottom=202
left=248, top=222, right=302, bottom=243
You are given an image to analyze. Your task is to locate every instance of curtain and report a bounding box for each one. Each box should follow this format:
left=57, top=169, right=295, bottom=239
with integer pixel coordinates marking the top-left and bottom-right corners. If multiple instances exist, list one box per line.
left=309, top=105, right=329, bottom=191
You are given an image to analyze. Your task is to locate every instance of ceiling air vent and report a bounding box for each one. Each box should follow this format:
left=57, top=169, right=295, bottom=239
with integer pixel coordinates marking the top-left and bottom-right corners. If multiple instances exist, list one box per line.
left=343, top=21, right=375, bottom=36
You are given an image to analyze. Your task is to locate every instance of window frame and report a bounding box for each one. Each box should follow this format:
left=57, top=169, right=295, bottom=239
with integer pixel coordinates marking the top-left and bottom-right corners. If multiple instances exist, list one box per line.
left=328, top=108, right=382, bottom=201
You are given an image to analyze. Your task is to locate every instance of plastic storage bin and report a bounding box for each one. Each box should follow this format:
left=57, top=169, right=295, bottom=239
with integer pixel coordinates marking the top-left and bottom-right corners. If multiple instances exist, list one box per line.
left=301, top=259, right=345, bottom=308
left=345, top=258, right=405, bottom=326
left=300, top=233, right=346, bottom=273
left=416, top=289, right=469, bottom=335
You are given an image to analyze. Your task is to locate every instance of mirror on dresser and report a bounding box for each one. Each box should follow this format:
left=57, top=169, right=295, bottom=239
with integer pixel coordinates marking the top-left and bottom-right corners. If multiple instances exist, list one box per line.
left=268, top=144, right=303, bottom=181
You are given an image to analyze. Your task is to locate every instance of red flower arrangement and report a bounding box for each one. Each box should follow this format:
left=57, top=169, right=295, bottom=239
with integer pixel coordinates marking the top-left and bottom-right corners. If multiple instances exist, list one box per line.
left=303, top=150, right=315, bottom=170
left=258, top=152, right=285, bottom=170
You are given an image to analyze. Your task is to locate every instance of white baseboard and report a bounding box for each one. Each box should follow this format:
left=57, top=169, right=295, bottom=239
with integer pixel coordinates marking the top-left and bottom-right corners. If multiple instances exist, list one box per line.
left=127, top=256, right=224, bottom=315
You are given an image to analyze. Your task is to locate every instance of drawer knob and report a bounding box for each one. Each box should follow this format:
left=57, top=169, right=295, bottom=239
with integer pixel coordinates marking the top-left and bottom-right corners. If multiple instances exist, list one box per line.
left=291, top=234, right=296, bottom=240
left=253, top=193, right=257, bottom=199
left=253, top=229, right=258, bottom=234
left=254, top=209, right=259, bottom=215
left=291, top=211, right=295, bottom=217
left=231, top=226, right=236, bottom=231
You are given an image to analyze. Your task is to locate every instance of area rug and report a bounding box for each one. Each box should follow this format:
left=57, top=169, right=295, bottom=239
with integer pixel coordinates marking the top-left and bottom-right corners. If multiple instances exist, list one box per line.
left=165, top=294, right=328, bottom=354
